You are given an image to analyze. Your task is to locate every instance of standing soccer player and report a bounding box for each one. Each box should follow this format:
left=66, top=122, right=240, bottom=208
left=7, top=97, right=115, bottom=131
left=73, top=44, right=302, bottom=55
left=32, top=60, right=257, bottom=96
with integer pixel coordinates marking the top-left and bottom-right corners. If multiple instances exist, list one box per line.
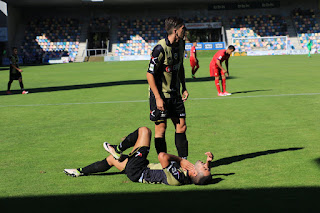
left=209, top=45, right=235, bottom=96
left=7, top=47, right=28, bottom=95
left=190, top=41, right=199, bottom=79
left=146, top=17, right=189, bottom=159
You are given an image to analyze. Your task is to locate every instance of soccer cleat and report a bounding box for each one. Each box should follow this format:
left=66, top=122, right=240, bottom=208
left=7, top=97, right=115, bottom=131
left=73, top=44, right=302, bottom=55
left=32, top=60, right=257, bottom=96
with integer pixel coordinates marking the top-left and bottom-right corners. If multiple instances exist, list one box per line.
left=6, top=91, right=12, bottom=95
left=22, top=90, right=28, bottom=94
left=218, top=92, right=226, bottom=97
left=64, top=169, right=82, bottom=177
left=191, top=74, right=196, bottom=79
left=103, top=142, right=122, bottom=160
left=223, top=92, right=232, bottom=96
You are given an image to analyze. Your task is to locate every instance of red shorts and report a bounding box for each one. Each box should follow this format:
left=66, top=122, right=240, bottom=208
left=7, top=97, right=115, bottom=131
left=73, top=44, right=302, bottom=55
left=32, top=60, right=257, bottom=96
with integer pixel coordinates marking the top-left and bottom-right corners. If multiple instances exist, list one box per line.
left=209, top=62, right=221, bottom=77
left=190, top=57, right=198, bottom=68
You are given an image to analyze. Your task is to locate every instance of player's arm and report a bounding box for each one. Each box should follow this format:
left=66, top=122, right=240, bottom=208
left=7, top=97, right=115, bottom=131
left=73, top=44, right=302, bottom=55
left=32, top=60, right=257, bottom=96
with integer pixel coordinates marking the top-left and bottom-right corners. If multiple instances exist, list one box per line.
left=147, top=45, right=165, bottom=111
left=179, top=64, right=189, bottom=102
left=205, top=152, right=214, bottom=168
left=158, top=152, right=194, bottom=171
left=10, top=57, right=22, bottom=72
left=147, top=73, right=164, bottom=111
left=216, top=59, right=227, bottom=75
left=225, top=59, right=229, bottom=77
left=11, top=64, right=22, bottom=72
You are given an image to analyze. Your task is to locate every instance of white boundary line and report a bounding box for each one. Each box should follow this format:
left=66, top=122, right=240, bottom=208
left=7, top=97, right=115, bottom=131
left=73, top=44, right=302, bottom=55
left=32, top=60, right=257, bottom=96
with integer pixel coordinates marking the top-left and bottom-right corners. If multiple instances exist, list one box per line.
left=0, top=93, right=320, bottom=107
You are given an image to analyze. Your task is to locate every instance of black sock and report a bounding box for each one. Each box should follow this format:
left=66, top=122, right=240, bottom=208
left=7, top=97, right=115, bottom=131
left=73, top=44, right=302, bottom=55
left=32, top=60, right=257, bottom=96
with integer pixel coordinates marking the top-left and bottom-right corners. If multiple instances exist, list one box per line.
left=175, top=133, right=188, bottom=158
left=7, top=80, right=13, bottom=91
left=117, top=128, right=139, bottom=152
left=78, top=159, right=111, bottom=174
left=155, top=137, right=167, bottom=154
left=19, top=81, right=24, bottom=90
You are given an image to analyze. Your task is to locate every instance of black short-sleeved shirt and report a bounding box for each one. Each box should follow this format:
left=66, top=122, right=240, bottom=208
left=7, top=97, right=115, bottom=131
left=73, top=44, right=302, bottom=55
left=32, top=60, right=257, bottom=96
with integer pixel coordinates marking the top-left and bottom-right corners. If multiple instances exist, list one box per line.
left=147, top=37, right=185, bottom=99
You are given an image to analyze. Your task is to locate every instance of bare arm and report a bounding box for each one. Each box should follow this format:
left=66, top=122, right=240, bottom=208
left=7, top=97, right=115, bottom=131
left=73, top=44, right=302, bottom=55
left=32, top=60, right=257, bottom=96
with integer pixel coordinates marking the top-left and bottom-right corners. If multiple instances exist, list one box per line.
left=147, top=72, right=164, bottom=111
left=179, top=65, right=189, bottom=102
left=158, top=152, right=194, bottom=171
left=225, top=59, right=229, bottom=76
left=205, top=152, right=214, bottom=168
left=11, top=64, right=22, bottom=72
left=216, top=60, right=227, bottom=76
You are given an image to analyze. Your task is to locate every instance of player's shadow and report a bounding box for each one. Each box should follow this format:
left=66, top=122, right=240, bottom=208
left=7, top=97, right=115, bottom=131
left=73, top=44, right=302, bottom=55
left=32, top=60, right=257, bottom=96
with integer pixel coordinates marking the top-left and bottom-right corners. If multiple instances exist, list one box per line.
left=231, top=89, right=272, bottom=94
left=186, top=76, right=237, bottom=82
left=0, top=76, right=237, bottom=96
left=210, top=147, right=304, bottom=168
left=315, top=158, right=320, bottom=169
left=0, top=79, right=149, bottom=96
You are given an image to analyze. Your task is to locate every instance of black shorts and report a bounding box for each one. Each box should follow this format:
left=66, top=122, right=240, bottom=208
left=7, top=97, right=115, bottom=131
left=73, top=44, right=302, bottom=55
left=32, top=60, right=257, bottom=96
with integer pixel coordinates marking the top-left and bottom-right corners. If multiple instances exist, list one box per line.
left=10, top=72, right=22, bottom=81
left=125, top=146, right=150, bottom=182
left=149, top=91, right=186, bottom=122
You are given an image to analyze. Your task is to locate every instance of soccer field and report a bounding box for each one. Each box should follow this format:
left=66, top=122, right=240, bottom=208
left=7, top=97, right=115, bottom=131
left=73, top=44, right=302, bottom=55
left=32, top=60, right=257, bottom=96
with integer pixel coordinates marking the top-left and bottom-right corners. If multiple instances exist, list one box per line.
left=1, top=54, right=319, bottom=212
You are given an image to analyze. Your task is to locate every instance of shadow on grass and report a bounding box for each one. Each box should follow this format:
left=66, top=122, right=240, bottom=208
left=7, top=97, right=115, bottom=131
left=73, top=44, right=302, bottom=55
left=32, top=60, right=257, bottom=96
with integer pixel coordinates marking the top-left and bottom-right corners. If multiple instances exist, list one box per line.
left=1, top=187, right=318, bottom=212
left=0, top=76, right=232, bottom=96
left=210, top=147, right=304, bottom=168
left=232, top=89, right=272, bottom=94
left=315, top=158, right=320, bottom=169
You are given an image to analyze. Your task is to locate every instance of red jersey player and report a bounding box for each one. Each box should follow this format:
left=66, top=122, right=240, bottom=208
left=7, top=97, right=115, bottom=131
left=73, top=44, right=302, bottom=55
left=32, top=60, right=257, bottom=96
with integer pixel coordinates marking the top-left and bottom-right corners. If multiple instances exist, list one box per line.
left=209, top=45, right=235, bottom=96
left=190, top=42, right=199, bottom=79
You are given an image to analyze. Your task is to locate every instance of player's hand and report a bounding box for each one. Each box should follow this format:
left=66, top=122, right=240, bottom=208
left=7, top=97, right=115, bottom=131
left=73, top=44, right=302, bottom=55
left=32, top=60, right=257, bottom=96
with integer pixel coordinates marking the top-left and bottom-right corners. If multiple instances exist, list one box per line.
left=19, top=69, right=23, bottom=73
left=182, top=90, right=189, bottom=102
left=205, top=152, right=214, bottom=162
left=156, top=97, right=165, bottom=111
left=225, top=72, right=229, bottom=77
left=180, top=159, right=194, bottom=171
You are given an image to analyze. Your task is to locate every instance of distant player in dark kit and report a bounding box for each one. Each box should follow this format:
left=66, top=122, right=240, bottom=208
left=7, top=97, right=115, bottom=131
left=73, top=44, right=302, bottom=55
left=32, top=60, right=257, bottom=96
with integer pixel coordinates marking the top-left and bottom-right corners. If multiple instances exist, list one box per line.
left=190, top=41, right=199, bottom=79
left=209, top=45, right=235, bottom=96
left=64, top=127, right=213, bottom=186
left=7, top=47, right=28, bottom=95
left=146, top=17, right=190, bottom=159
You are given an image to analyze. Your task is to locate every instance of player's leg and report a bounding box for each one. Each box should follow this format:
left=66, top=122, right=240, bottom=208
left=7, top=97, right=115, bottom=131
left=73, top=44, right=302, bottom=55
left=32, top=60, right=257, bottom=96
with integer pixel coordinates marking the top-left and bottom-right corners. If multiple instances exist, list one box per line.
left=171, top=117, right=188, bottom=159
left=211, top=64, right=223, bottom=96
left=193, top=61, right=200, bottom=74
left=104, top=127, right=150, bottom=160
left=154, top=120, right=167, bottom=154
left=7, top=79, right=13, bottom=94
left=221, top=75, right=231, bottom=96
left=64, top=156, right=118, bottom=177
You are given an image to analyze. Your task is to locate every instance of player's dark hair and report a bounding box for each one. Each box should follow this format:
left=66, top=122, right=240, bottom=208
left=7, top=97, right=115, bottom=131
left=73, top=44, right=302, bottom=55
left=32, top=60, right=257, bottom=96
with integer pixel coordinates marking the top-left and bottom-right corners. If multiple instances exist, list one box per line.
left=165, top=17, right=184, bottom=35
left=12, top=47, right=17, bottom=51
left=191, top=172, right=212, bottom=185
left=228, top=45, right=235, bottom=51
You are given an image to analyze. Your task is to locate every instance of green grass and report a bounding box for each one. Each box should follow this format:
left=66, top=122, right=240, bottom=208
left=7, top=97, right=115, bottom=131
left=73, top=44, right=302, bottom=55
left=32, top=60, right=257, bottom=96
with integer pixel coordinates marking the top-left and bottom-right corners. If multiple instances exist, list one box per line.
left=0, top=54, right=319, bottom=212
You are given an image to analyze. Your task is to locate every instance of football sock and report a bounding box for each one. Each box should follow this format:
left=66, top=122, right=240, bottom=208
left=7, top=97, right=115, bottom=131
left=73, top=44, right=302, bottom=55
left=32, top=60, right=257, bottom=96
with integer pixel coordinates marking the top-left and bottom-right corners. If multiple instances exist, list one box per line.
left=78, top=159, right=111, bottom=174
left=215, top=79, right=221, bottom=93
left=7, top=80, right=13, bottom=91
left=222, top=78, right=226, bottom=92
left=155, top=137, right=167, bottom=154
left=175, top=133, right=188, bottom=158
left=191, top=67, right=195, bottom=75
left=117, top=128, right=139, bottom=152
left=19, top=81, right=24, bottom=90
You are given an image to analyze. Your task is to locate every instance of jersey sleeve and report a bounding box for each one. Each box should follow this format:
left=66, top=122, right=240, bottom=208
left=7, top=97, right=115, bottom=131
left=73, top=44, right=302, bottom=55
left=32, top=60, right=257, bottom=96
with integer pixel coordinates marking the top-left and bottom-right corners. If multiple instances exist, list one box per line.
left=215, top=51, right=224, bottom=61
left=165, top=161, right=189, bottom=185
left=147, top=44, right=164, bottom=75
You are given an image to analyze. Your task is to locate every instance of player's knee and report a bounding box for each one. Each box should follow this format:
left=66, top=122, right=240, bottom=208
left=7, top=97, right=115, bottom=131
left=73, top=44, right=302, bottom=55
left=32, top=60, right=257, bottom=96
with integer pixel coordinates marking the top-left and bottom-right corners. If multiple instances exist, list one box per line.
left=177, top=123, right=187, bottom=133
left=139, top=127, right=151, bottom=137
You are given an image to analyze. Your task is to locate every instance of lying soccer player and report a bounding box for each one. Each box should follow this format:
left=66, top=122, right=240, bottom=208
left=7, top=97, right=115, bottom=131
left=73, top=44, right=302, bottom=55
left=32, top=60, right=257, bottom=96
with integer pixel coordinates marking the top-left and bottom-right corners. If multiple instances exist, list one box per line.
left=64, top=127, right=213, bottom=185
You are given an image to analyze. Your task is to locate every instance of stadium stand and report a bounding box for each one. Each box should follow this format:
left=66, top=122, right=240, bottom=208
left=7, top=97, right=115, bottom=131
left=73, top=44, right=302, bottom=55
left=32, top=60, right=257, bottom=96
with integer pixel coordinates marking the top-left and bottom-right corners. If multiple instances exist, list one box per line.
left=292, top=9, right=320, bottom=50
left=89, top=17, right=111, bottom=32
left=114, top=16, right=221, bottom=56
left=230, top=14, right=288, bottom=52
left=21, top=17, right=81, bottom=63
